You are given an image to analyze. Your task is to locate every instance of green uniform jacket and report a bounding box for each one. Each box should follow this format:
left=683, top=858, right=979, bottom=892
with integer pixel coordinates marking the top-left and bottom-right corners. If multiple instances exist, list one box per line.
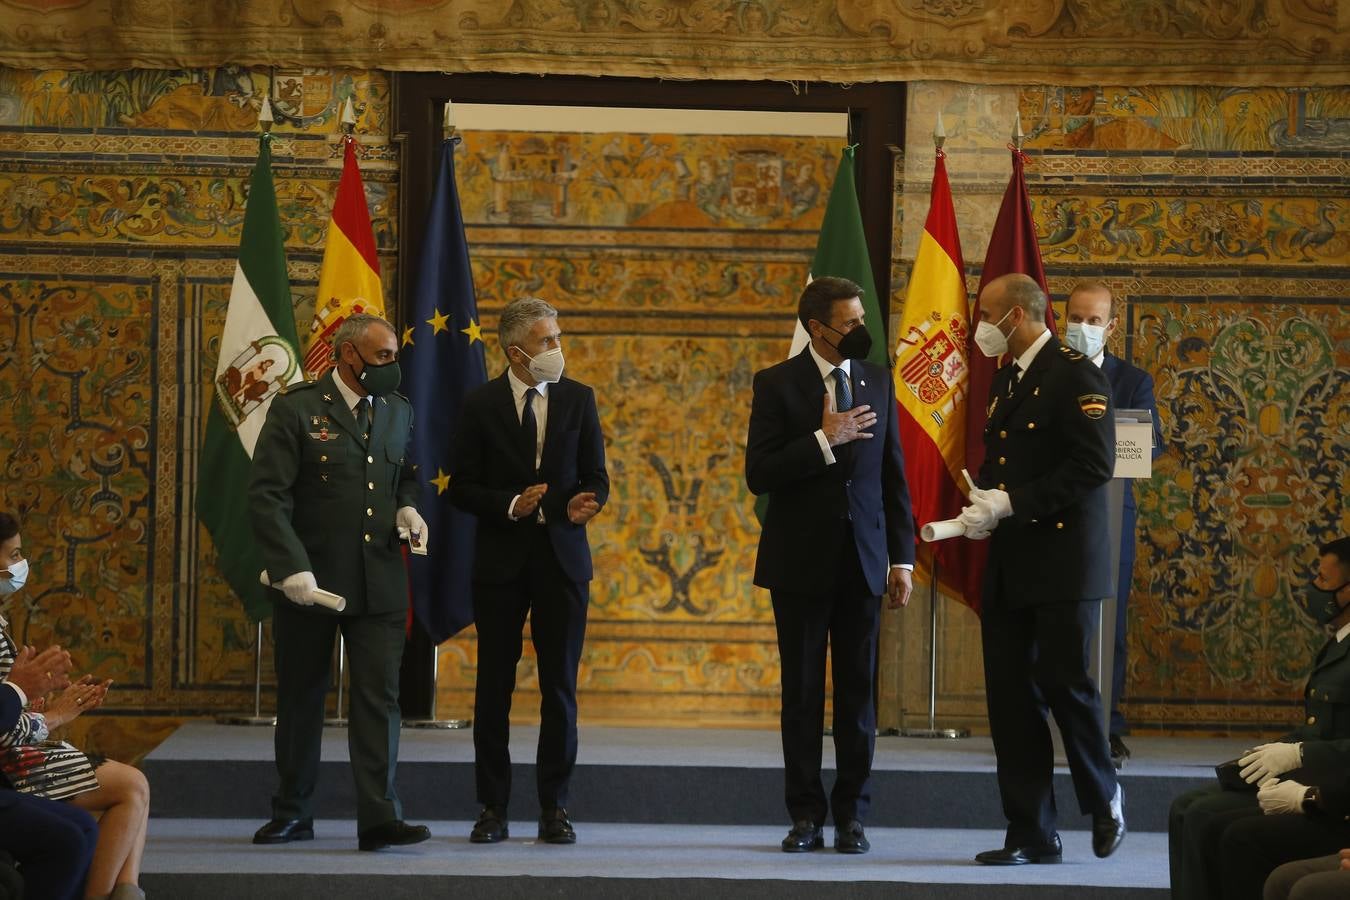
left=248, top=369, right=419, bottom=616
left=1284, top=634, right=1350, bottom=744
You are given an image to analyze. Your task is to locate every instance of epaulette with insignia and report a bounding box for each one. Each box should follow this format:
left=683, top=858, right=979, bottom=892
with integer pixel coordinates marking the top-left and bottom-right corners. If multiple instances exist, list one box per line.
left=1057, top=345, right=1087, bottom=362
left=280, top=379, right=319, bottom=396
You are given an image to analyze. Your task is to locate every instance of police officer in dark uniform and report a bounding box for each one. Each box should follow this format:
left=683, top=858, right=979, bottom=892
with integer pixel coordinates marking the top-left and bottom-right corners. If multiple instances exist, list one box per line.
left=248, top=313, right=431, bottom=852
left=959, top=273, right=1125, bottom=865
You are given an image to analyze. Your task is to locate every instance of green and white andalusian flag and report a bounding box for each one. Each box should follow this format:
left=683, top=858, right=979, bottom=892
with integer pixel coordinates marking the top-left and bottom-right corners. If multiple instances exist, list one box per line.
left=753, top=144, right=887, bottom=524
left=198, top=133, right=303, bottom=621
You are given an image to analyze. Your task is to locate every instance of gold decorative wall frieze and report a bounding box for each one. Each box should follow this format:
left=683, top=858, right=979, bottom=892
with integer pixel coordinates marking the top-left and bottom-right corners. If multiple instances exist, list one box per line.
left=0, top=0, right=1344, bottom=85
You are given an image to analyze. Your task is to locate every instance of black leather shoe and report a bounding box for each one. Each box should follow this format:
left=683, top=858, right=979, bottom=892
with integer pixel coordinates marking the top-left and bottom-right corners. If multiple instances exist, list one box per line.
left=358, top=819, right=431, bottom=852
left=538, top=807, right=576, bottom=844
left=975, top=834, right=1062, bottom=865
left=1109, top=734, right=1131, bottom=770
left=781, top=819, right=824, bottom=853
left=470, top=807, right=509, bottom=844
left=252, top=817, right=314, bottom=845
left=834, top=820, right=869, bottom=854
left=1093, top=787, right=1126, bottom=858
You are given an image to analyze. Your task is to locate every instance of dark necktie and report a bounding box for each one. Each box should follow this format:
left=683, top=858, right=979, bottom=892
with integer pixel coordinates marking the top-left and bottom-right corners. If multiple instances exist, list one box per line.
left=521, top=387, right=538, bottom=471
left=354, top=400, right=371, bottom=442
left=833, top=368, right=853, bottom=412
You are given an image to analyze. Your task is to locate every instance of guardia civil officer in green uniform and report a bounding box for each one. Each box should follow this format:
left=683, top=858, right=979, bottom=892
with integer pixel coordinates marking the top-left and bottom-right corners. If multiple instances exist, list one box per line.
left=248, top=313, right=431, bottom=852
left=958, top=273, right=1125, bottom=866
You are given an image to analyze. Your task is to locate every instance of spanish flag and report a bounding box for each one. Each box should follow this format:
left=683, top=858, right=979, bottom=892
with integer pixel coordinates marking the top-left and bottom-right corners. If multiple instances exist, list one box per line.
left=304, top=137, right=384, bottom=378
left=893, top=148, right=979, bottom=612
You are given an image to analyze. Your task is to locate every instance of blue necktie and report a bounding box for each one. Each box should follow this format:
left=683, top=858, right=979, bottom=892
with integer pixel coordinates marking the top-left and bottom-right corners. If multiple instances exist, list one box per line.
left=521, top=387, right=538, bottom=472
left=833, top=368, right=853, bottom=412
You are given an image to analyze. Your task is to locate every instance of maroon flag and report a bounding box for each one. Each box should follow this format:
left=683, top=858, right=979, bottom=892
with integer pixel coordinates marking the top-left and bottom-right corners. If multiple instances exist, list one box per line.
left=958, top=146, right=1055, bottom=612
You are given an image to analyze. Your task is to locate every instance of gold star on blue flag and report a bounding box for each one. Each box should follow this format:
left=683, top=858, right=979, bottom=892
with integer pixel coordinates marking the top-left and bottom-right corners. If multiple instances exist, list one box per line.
left=400, top=136, right=487, bottom=643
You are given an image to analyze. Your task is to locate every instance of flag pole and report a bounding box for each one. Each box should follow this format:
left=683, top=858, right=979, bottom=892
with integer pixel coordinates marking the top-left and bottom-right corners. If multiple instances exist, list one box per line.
left=215, top=98, right=280, bottom=728
left=896, top=112, right=967, bottom=739
left=404, top=98, right=471, bottom=731
left=216, top=619, right=277, bottom=726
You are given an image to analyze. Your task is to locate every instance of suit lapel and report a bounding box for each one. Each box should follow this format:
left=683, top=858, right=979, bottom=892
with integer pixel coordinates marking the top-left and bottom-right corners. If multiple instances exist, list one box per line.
left=996, top=338, right=1058, bottom=423
left=490, top=373, right=536, bottom=474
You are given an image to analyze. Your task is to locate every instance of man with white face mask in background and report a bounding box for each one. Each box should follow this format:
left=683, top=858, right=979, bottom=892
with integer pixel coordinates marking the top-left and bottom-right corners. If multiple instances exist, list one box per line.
left=450, top=297, right=609, bottom=846
left=1063, top=281, right=1164, bottom=769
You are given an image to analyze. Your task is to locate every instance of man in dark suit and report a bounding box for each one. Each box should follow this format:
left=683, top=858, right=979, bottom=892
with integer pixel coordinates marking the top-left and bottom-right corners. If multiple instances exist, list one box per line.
left=249, top=313, right=431, bottom=852
left=1063, top=281, right=1164, bottom=768
left=1169, top=537, right=1350, bottom=900
left=449, top=296, right=608, bottom=846
left=960, top=273, right=1125, bottom=865
left=745, top=276, right=916, bottom=856
left=0, top=644, right=98, bottom=899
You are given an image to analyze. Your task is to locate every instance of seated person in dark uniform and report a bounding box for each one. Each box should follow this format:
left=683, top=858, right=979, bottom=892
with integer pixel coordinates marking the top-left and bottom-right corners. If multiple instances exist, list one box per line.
left=1169, top=536, right=1350, bottom=900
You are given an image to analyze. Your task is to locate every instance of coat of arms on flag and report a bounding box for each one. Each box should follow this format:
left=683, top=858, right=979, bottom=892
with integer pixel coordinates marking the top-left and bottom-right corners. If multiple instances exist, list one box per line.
left=215, top=337, right=301, bottom=429
left=896, top=311, right=969, bottom=427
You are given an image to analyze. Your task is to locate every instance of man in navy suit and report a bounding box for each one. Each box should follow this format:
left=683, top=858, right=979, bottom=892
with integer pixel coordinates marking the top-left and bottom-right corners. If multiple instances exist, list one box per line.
left=450, top=297, right=609, bottom=846
left=0, top=644, right=97, bottom=899
left=1063, top=281, right=1164, bottom=768
left=746, top=276, right=916, bottom=856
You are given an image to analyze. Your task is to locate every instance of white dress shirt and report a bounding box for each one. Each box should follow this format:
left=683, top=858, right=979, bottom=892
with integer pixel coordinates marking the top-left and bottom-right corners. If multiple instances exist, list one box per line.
left=331, top=368, right=372, bottom=425
left=506, top=368, right=549, bottom=521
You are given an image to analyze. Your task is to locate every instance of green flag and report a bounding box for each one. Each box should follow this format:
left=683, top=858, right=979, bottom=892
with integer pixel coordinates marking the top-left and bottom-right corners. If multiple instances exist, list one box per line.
left=197, top=134, right=303, bottom=621
left=754, top=145, right=885, bottom=524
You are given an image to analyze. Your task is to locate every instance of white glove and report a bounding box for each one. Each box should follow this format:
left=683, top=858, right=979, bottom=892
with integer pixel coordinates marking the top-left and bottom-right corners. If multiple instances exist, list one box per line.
left=959, top=503, right=998, bottom=535
left=1240, top=742, right=1303, bottom=785
left=1258, top=778, right=1309, bottom=815
left=969, top=487, right=1013, bottom=520
left=396, top=506, right=428, bottom=550
left=279, top=571, right=317, bottom=606
left=956, top=506, right=992, bottom=540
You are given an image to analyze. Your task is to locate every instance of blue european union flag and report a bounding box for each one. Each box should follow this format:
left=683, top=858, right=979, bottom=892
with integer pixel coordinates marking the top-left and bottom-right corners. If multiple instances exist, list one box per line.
left=402, top=137, right=487, bottom=644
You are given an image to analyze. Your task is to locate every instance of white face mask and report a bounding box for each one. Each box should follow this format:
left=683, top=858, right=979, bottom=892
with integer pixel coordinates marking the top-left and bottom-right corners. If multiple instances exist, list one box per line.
left=974, top=307, right=1016, bottom=358
left=517, top=346, right=565, bottom=384
left=1065, top=322, right=1107, bottom=358
left=0, top=557, right=28, bottom=597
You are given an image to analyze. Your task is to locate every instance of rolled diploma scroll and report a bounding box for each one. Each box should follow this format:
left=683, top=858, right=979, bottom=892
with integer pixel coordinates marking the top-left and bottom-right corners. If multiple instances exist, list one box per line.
left=920, top=519, right=967, bottom=542
left=258, top=570, right=347, bottom=612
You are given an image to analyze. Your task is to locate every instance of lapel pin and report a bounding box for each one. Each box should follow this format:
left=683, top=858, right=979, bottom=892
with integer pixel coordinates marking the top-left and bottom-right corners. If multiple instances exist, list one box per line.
left=322, top=393, right=333, bottom=402
left=859, top=379, right=866, bottom=387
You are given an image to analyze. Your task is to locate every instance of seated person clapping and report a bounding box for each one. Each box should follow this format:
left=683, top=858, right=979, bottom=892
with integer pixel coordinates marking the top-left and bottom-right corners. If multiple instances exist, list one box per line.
left=0, top=512, right=148, bottom=900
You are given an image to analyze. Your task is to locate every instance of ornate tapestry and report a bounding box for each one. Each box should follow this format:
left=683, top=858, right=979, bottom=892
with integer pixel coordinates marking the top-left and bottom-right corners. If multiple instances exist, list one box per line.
left=0, top=1, right=1345, bottom=87
left=0, top=65, right=1346, bottom=759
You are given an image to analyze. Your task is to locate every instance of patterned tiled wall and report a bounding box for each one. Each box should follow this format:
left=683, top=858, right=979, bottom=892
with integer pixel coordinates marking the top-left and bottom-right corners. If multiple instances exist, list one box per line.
left=883, top=83, right=1349, bottom=736
left=1, top=68, right=1345, bottom=762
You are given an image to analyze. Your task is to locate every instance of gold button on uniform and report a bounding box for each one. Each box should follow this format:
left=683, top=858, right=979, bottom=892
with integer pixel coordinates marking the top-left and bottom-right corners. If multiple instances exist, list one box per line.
left=998, top=456, right=1006, bottom=465
left=1056, top=522, right=1064, bottom=530
left=999, top=430, right=1007, bottom=439
left=367, top=482, right=375, bottom=490
left=1308, top=716, right=1317, bottom=725
left=366, top=508, right=374, bottom=517
left=320, top=454, right=328, bottom=462
left=1027, top=422, right=1036, bottom=430
left=364, top=534, right=371, bottom=543
left=367, top=455, right=374, bottom=464
left=998, top=483, right=1006, bottom=490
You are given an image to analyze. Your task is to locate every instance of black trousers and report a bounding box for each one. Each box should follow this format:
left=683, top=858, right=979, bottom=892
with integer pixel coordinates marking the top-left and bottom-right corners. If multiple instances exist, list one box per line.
left=472, top=528, right=589, bottom=811
left=770, top=533, right=879, bottom=827
left=1110, top=503, right=1138, bottom=736
left=1218, top=810, right=1350, bottom=900
left=981, top=597, right=1117, bottom=847
left=271, top=601, right=407, bottom=832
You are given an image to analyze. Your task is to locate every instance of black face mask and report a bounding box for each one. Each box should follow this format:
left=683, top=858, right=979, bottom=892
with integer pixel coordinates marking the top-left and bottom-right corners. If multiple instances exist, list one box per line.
left=1306, top=581, right=1350, bottom=625
left=822, top=323, right=873, bottom=361
left=349, top=348, right=402, bottom=397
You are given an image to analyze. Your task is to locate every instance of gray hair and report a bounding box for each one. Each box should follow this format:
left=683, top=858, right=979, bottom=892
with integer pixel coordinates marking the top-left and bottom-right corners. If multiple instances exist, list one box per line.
left=498, top=297, right=558, bottom=352
left=330, top=312, right=394, bottom=360
left=1002, top=274, right=1048, bottom=320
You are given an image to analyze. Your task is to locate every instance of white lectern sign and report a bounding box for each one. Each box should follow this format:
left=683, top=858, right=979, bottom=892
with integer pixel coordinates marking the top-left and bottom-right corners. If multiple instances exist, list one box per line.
left=1113, top=409, right=1154, bottom=478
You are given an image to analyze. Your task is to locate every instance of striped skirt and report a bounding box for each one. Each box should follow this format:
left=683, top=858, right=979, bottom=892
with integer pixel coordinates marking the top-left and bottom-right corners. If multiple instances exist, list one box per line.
left=0, top=740, right=100, bottom=801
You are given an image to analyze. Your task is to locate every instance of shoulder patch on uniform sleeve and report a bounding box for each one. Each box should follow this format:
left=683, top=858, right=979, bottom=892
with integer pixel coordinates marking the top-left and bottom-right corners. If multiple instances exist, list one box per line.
left=1078, top=393, right=1108, bottom=418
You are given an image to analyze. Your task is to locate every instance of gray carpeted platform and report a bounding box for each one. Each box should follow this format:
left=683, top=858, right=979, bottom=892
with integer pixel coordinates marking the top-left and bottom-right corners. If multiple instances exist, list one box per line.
left=141, top=819, right=1170, bottom=899
left=144, top=722, right=1249, bottom=831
